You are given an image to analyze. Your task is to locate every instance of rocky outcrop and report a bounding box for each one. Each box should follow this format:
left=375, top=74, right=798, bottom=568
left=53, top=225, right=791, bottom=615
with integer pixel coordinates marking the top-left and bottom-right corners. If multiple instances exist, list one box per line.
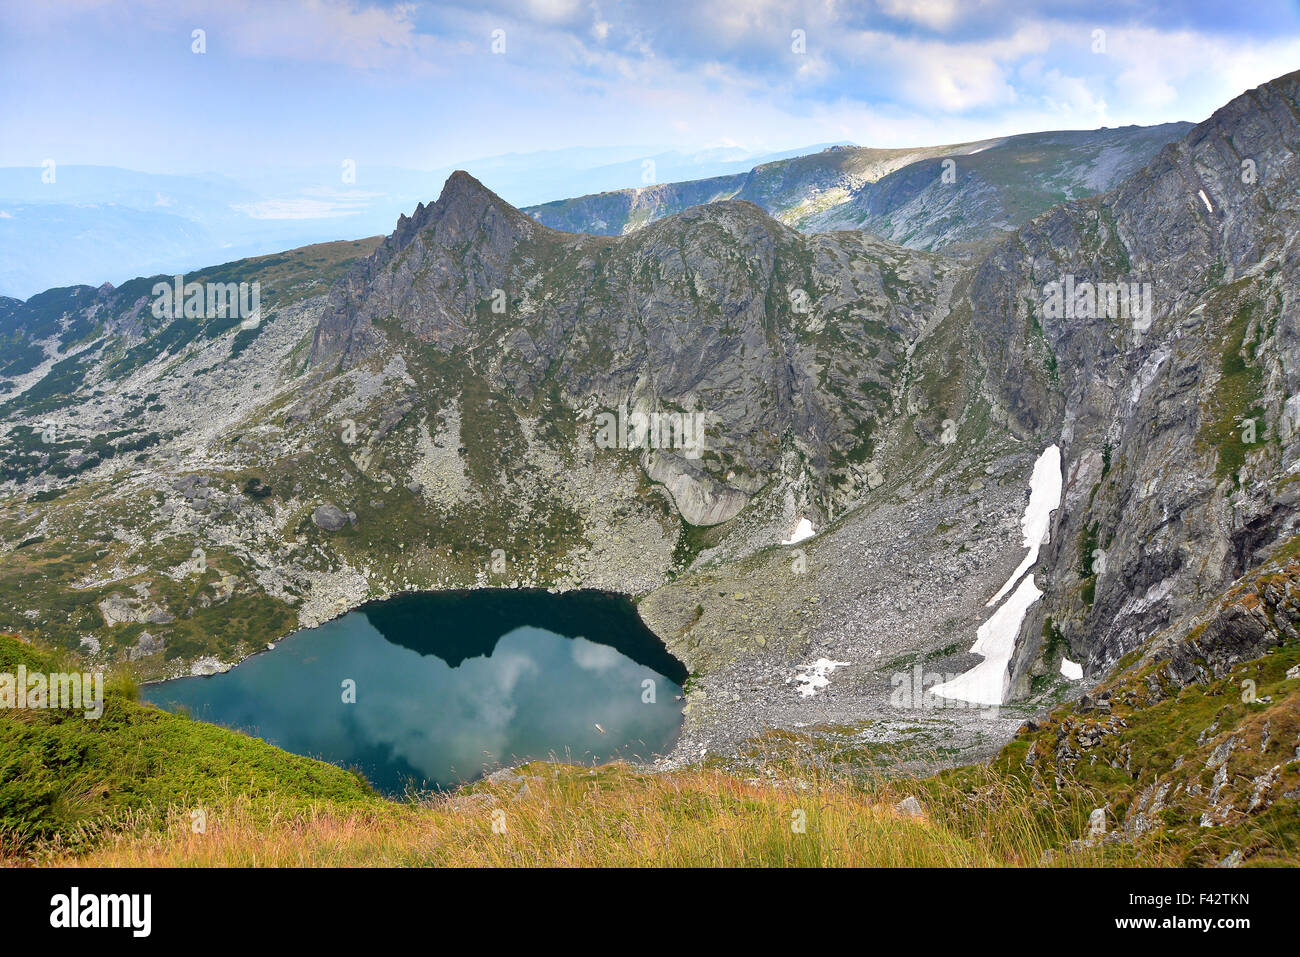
left=961, top=70, right=1300, bottom=695
left=643, top=451, right=748, bottom=526
left=307, top=171, right=959, bottom=525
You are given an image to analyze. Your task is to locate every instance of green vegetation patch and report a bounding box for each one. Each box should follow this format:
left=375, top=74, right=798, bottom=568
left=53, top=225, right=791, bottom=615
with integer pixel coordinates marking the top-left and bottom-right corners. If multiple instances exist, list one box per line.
left=1199, top=292, right=1267, bottom=485
left=0, top=634, right=378, bottom=853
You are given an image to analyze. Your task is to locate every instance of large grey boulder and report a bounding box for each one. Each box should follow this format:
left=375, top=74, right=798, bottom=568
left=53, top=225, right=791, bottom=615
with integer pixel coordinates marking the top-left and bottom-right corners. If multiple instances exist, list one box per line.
left=312, top=504, right=352, bottom=531
left=644, top=452, right=749, bottom=527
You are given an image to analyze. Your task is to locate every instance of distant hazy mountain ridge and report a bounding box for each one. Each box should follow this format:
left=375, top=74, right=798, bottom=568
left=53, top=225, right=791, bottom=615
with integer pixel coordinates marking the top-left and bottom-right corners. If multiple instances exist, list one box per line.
left=525, top=124, right=1192, bottom=251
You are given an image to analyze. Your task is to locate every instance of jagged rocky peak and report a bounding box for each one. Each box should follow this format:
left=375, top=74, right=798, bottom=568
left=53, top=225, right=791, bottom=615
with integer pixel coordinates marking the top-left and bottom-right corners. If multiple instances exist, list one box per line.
left=310, top=171, right=557, bottom=368
left=392, top=170, right=540, bottom=250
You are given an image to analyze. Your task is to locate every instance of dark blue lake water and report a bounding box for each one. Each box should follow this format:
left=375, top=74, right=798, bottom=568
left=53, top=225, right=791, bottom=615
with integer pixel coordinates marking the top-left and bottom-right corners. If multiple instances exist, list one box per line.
left=142, top=590, right=686, bottom=795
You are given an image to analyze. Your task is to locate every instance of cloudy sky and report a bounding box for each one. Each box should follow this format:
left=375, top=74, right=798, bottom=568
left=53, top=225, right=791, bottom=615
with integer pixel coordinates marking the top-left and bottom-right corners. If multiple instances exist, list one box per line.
left=3, top=0, right=1299, bottom=174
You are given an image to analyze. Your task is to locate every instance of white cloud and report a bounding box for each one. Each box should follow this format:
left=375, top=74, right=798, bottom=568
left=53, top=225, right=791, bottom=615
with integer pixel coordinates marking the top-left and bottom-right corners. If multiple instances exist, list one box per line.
left=1038, top=69, right=1111, bottom=123
left=220, top=0, right=442, bottom=71
left=1097, top=27, right=1300, bottom=125
left=879, top=0, right=962, bottom=31
left=523, top=0, right=584, bottom=22
left=231, top=198, right=366, bottom=219
left=6, top=0, right=1300, bottom=175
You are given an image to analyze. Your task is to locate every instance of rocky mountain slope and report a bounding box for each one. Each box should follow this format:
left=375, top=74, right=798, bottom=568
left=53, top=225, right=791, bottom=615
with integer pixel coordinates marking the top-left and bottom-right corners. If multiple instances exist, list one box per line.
left=1, top=72, right=1298, bottom=807
left=525, top=124, right=1191, bottom=251
left=958, top=70, right=1300, bottom=701
left=309, top=170, right=961, bottom=525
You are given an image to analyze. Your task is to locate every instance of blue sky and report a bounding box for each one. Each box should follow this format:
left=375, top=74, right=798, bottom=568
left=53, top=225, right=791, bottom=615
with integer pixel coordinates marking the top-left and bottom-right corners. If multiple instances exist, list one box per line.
left=3, top=0, right=1299, bottom=176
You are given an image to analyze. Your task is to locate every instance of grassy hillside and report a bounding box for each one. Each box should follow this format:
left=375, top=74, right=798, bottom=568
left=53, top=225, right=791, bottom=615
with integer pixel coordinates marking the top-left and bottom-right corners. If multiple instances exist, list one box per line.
left=0, top=634, right=378, bottom=857
left=988, top=552, right=1300, bottom=867
left=54, top=762, right=1118, bottom=868
left=5, top=604, right=1296, bottom=866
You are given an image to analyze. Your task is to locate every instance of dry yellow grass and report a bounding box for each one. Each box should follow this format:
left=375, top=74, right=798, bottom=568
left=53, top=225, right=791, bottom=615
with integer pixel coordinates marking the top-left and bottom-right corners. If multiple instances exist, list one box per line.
left=28, top=762, right=1164, bottom=868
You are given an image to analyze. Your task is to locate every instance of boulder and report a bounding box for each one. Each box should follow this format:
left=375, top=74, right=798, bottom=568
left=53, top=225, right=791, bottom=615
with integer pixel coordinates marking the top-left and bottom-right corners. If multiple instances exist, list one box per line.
left=894, top=796, right=925, bottom=818
left=312, top=504, right=352, bottom=531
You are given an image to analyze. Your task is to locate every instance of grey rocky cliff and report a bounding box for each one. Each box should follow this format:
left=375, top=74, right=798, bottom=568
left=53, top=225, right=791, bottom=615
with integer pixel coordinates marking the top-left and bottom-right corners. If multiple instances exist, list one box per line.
left=957, top=70, right=1300, bottom=696
left=311, top=170, right=960, bottom=526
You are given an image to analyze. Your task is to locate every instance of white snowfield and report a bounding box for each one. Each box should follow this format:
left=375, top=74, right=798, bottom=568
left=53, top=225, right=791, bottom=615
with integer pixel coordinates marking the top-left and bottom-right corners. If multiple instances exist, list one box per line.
left=931, top=575, right=1043, bottom=705
left=791, top=658, right=850, bottom=697
left=987, top=445, right=1063, bottom=607
left=782, top=517, right=816, bottom=545
left=931, top=445, right=1063, bottom=706
left=1060, top=657, right=1083, bottom=680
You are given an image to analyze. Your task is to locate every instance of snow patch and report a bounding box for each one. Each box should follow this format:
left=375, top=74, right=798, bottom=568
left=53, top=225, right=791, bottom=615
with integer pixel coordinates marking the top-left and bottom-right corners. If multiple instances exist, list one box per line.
left=782, top=517, right=816, bottom=545
left=1198, top=189, right=1213, bottom=213
left=932, top=445, right=1063, bottom=706
left=987, top=445, right=1062, bottom=607
left=1060, top=657, right=1083, bottom=681
left=791, top=658, right=850, bottom=697
left=932, top=576, right=1042, bottom=706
